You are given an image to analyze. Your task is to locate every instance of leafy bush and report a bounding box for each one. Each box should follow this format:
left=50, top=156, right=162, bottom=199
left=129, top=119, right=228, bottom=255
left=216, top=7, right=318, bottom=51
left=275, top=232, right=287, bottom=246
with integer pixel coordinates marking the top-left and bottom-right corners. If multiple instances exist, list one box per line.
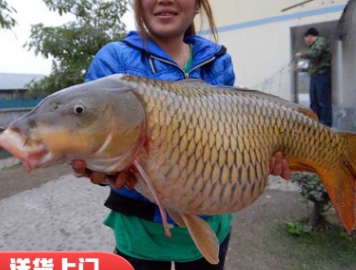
left=286, top=221, right=312, bottom=236
left=291, top=172, right=331, bottom=229
left=25, top=0, right=128, bottom=96
left=0, top=0, right=17, bottom=30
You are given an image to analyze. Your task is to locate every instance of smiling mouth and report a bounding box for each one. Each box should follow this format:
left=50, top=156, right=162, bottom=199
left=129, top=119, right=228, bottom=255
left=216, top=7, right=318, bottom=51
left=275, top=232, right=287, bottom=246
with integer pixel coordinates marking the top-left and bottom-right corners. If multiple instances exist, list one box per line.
left=154, top=12, right=178, bottom=17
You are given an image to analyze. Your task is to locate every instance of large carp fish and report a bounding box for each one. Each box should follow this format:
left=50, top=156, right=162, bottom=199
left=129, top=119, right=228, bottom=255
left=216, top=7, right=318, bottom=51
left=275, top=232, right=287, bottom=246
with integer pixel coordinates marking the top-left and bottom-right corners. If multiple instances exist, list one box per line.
left=0, top=75, right=355, bottom=264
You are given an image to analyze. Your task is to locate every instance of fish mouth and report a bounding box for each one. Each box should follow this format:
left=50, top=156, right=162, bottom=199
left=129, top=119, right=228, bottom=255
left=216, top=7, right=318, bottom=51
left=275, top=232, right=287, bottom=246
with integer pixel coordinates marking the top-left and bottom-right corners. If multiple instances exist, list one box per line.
left=0, top=128, right=50, bottom=172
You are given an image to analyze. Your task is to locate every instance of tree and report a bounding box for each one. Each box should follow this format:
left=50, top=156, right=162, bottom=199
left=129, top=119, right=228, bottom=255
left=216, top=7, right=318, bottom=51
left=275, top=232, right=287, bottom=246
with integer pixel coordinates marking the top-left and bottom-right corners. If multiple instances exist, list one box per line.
left=291, top=172, right=331, bottom=229
left=0, top=0, right=17, bottom=30
left=26, top=0, right=129, bottom=96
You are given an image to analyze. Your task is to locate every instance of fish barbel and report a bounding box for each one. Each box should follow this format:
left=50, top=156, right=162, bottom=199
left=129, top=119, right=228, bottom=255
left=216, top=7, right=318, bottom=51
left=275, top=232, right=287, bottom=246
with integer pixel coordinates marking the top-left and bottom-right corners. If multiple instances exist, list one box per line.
left=0, top=74, right=355, bottom=264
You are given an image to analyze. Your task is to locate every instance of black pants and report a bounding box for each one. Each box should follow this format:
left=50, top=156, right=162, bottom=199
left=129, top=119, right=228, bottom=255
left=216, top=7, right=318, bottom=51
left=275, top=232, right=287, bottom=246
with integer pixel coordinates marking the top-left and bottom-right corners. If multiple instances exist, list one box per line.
left=114, top=231, right=231, bottom=270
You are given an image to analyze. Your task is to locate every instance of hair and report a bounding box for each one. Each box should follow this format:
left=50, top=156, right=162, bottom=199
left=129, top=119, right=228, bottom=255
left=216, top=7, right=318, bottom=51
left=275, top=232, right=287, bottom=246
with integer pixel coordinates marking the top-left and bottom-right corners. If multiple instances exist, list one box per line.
left=133, top=0, right=218, bottom=42
left=304, top=27, right=319, bottom=37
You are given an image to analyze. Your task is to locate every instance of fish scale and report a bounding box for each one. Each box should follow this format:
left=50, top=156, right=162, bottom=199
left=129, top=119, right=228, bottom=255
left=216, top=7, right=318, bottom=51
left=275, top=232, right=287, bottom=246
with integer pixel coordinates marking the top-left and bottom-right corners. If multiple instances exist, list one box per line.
left=125, top=77, right=290, bottom=214
left=1, top=74, right=355, bottom=264
left=131, top=79, right=344, bottom=214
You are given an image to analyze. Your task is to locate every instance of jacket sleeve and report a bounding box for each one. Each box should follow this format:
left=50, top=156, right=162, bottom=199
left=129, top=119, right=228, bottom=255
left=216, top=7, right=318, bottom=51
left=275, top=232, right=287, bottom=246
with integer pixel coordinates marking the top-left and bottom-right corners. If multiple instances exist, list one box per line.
left=301, top=38, right=329, bottom=61
left=207, top=52, right=236, bottom=86
left=85, top=43, right=121, bottom=82
left=222, top=53, right=236, bottom=86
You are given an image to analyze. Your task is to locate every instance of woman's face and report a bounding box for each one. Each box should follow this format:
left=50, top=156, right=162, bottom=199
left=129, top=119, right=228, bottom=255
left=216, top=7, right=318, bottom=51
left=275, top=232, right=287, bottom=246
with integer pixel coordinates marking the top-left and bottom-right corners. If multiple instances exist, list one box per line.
left=140, top=0, right=200, bottom=39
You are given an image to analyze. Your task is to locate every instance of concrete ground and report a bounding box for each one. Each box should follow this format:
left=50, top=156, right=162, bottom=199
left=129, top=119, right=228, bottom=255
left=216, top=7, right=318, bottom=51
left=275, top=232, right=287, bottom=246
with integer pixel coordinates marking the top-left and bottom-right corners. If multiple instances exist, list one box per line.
left=0, top=158, right=306, bottom=269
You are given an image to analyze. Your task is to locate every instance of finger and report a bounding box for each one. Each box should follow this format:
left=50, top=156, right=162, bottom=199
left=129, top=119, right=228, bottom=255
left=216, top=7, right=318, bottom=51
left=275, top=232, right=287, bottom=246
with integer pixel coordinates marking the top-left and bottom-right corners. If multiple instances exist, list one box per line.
left=269, top=156, right=276, bottom=172
left=126, top=173, right=138, bottom=190
left=106, top=172, right=119, bottom=176
left=112, top=170, right=130, bottom=190
left=90, top=171, right=107, bottom=185
left=274, top=151, right=283, bottom=163
left=281, top=160, right=292, bottom=180
left=71, top=160, right=88, bottom=177
left=271, top=163, right=283, bottom=176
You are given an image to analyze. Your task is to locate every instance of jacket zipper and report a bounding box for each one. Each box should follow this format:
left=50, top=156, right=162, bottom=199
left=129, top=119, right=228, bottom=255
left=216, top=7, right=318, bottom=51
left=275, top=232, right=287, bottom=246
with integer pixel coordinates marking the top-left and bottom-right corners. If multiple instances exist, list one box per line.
left=150, top=55, right=216, bottom=79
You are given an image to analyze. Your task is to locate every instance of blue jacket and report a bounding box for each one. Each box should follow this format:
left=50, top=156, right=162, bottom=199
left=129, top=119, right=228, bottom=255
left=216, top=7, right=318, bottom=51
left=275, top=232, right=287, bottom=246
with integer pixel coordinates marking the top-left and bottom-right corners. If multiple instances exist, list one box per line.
left=85, top=31, right=235, bottom=223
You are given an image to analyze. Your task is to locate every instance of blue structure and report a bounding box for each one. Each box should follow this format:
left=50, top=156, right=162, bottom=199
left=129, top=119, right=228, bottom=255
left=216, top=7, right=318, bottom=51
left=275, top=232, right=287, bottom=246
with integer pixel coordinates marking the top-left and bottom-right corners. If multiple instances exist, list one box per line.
left=0, top=97, right=43, bottom=109
left=0, top=73, right=45, bottom=109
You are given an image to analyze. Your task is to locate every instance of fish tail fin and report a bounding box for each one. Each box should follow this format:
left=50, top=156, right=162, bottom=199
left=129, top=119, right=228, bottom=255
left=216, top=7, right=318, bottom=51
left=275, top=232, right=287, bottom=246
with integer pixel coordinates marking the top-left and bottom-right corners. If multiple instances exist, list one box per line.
left=341, top=132, right=356, bottom=176
left=319, top=131, right=356, bottom=233
left=181, top=214, right=220, bottom=265
left=319, top=168, right=355, bottom=233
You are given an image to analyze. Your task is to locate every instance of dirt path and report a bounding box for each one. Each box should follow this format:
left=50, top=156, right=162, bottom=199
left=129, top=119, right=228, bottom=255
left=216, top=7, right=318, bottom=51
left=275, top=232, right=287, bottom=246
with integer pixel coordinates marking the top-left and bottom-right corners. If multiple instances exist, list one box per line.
left=0, top=160, right=319, bottom=270
left=0, top=162, right=70, bottom=200
left=227, top=188, right=307, bottom=270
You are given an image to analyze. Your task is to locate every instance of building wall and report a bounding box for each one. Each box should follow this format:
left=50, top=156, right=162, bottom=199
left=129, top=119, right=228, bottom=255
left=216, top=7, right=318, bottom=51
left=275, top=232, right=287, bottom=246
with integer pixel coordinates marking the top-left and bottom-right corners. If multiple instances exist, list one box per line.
left=0, top=73, right=45, bottom=109
left=330, top=0, right=356, bottom=130
left=0, top=97, right=43, bottom=109
left=197, top=0, right=348, bottom=100
left=0, top=108, right=32, bottom=128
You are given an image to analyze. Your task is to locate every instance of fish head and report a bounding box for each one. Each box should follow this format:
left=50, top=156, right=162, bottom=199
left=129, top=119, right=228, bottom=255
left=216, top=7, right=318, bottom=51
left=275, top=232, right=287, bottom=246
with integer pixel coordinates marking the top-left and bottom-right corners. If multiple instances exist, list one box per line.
left=0, top=76, right=146, bottom=173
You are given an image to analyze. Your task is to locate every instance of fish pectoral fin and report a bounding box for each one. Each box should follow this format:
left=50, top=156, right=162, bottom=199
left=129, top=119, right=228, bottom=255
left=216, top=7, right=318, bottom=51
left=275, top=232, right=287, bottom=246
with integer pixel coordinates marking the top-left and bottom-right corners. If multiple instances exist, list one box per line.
left=167, top=209, right=186, bottom=228
left=181, top=214, right=219, bottom=265
left=133, top=159, right=171, bottom=238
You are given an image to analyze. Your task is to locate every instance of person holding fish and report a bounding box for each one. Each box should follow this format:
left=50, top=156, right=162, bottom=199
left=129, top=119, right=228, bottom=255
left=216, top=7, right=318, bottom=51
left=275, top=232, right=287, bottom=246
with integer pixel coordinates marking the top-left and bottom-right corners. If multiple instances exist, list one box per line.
left=1, top=0, right=354, bottom=267
left=71, top=0, right=291, bottom=269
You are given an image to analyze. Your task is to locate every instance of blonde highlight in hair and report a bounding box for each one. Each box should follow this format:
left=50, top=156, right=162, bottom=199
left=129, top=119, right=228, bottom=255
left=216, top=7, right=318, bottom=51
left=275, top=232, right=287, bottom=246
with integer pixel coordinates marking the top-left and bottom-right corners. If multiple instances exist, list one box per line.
left=133, top=0, right=218, bottom=42
left=197, top=0, right=218, bottom=42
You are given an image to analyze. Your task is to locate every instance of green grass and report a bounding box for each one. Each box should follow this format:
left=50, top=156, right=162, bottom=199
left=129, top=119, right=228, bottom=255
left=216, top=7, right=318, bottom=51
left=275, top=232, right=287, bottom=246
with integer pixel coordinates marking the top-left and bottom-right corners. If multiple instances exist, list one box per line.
left=0, top=162, right=22, bottom=171
left=0, top=149, right=11, bottom=159
left=263, top=221, right=356, bottom=270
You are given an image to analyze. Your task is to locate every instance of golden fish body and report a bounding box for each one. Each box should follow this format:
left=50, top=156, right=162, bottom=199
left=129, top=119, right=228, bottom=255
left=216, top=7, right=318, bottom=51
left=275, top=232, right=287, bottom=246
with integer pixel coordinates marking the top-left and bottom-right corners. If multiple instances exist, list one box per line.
left=0, top=74, right=355, bottom=264
left=122, top=76, right=352, bottom=222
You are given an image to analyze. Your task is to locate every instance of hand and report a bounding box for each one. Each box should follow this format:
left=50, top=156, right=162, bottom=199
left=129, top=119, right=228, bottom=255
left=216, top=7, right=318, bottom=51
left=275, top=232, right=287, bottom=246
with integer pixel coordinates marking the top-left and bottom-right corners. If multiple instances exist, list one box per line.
left=295, top=68, right=303, bottom=73
left=71, top=159, right=137, bottom=190
left=269, top=151, right=291, bottom=180
left=295, top=52, right=302, bottom=58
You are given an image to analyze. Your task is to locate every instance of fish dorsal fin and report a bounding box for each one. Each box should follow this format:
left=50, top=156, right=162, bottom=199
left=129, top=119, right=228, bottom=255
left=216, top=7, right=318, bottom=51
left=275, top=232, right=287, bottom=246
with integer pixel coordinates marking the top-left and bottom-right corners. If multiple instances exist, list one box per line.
left=297, top=107, right=318, bottom=121
left=181, top=214, right=220, bottom=265
left=228, top=87, right=319, bottom=120
left=177, top=79, right=212, bottom=88
left=133, top=159, right=171, bottom=238
left=166, top=209, right=186, bottom=228
left=178, top=81, right=319, bottom=121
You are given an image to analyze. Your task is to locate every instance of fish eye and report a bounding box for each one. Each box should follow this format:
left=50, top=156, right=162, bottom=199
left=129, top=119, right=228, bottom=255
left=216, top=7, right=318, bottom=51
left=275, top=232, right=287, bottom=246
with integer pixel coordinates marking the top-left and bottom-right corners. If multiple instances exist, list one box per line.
left=51, top=103, right=59, bottom=110
left=74, top=104, right=85, bottom=115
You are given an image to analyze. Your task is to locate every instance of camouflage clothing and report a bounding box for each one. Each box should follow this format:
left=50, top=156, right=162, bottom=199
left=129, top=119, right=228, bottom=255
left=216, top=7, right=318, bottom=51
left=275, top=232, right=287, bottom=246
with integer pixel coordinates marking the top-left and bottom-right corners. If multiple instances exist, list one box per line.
left=301, top=37, right=331, bottom=76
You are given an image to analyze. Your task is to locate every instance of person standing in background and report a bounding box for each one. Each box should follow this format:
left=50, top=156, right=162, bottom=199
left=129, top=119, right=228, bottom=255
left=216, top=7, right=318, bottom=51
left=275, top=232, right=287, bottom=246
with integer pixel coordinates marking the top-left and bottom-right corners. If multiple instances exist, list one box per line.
left=295, top=27, right=332, bottom=127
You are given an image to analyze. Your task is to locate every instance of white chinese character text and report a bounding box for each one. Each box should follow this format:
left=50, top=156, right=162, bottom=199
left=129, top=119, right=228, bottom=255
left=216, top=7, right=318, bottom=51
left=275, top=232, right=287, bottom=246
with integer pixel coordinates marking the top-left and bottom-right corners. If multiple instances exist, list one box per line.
left=33, top=258, right=54, bottom=270
left=10, top=258, right=31, bottom=270
left=79, top=258, right=99, bottom=270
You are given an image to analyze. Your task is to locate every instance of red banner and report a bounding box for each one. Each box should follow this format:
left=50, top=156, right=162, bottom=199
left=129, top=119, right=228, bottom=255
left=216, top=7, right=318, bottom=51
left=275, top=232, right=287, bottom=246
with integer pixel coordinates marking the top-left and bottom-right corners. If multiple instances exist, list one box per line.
left=0, top=251, right=134, bottom=270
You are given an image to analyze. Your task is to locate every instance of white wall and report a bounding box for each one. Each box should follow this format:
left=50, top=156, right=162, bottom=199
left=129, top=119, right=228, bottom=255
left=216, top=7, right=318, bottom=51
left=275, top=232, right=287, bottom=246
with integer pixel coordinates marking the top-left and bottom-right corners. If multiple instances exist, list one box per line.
left=198, top=0, right=348, bottom=100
